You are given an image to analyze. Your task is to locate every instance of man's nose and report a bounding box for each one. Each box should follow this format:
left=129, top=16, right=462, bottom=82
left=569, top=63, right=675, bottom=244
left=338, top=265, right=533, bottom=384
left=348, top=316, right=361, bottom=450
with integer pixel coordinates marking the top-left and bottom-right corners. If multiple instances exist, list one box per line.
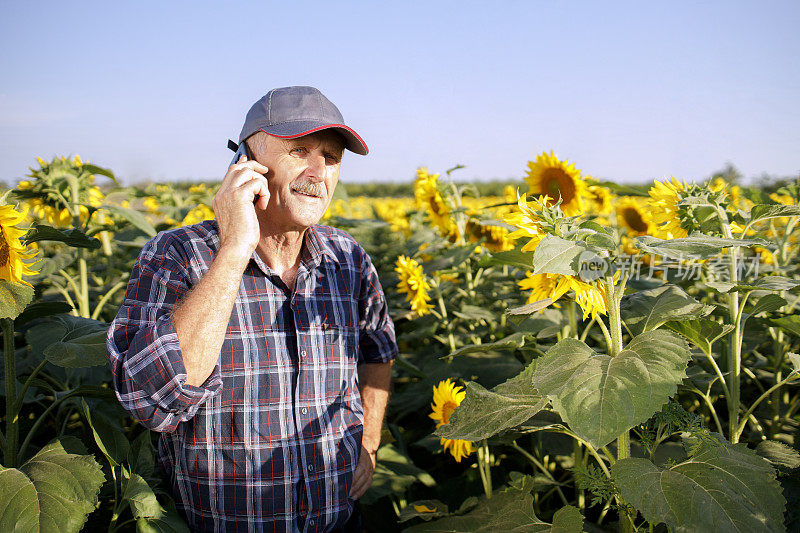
left=305, top=154, right=327, bottom=181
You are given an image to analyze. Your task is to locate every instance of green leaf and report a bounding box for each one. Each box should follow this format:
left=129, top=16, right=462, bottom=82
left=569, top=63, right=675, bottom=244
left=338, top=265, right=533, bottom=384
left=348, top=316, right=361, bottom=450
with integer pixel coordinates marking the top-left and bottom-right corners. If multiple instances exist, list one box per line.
left=436, top=363, right=547, bottom=441
left=24, top=224, right=102, bottom=249
left=532, top=331, right=691, bottom=448
left=620, top=284, right=709, bottom=336
left=128, top=432, right=155, bottom=478
left=506, top=299, right=554, bottom=316
left=755, top=440, right=800, bottom=471
left=772, top=316, right=800, bottom=338
left=82, top=399, right=130, bottom=467
left=362, top=444, right=436, bottom=505
left=33, top=251, right=76, bottom=278
left=422, top=245, right=475, bottom=274
left=790, top=353, right=800, bottom=373
left=0, top=465, right=38, bottom=532
left=124, top=473, right=162, bottom=519
left=666, top=318, right=733, bottom=357
left=453, top=304, right=495, bottom=322
left=448, top=332, right=533, bottom=358
left=487, top=248, right=535, bottom=270
left=612, top=438, right=785, bottom=532
left=532, top=236, right=588, bottom=276
left=15, top=301, right=73, bottom=326
left=135, top=499, right=190, bottom=533
left=404, top=488, right=583, bottom=533
left=584, top=232, right=617, bottom=251
left=26, top=314, right=109, bottom=368
left=399, top=500, right=450, bottom=523
left=745, top=294, right=787, bottom=323
left=749, top=203, right=800, bottom=224
left=706, top=275, right=800, bottom=294
left=102, top=204, right=157, bottom=237
left=548, top=505, right=585, bottom=533
left=635, top=234, right=770, bottom=260
left=0, top=438, right=105, bottom=533
left=0, top=280, right=35, bottom=320
left=82, top=163, right=117, bottom=182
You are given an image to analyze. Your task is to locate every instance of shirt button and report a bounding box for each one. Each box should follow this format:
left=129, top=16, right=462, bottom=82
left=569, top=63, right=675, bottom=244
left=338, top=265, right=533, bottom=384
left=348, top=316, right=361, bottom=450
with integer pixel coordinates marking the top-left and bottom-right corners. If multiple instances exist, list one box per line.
left=301, top=350, right=307, bottom=357
left=309, top=519, right=314, bottom=526
left=301, top=407, right=308, bottom=415
left=307, top=464, right=314, bottom=472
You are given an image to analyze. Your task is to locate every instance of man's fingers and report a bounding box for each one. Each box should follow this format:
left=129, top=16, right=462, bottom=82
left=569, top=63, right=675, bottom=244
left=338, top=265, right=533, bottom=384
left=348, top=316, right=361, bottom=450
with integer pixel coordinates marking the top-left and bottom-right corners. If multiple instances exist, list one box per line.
left=240, top=176, right=270, bottom=205
left=349, top=475, right=365, bottom=499
left=229, top=167, right=269, bottom=189
left=222, top=159, right=269, bottom=190
left=231, top=159, right=269, bottom=176
left=349, top=464, right=365, bottom=497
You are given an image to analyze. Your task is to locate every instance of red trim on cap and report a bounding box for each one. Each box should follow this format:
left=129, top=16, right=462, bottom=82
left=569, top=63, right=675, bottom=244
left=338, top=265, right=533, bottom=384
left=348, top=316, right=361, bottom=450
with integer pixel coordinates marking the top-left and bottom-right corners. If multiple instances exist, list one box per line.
left=259, top=124, right=369, bottom=155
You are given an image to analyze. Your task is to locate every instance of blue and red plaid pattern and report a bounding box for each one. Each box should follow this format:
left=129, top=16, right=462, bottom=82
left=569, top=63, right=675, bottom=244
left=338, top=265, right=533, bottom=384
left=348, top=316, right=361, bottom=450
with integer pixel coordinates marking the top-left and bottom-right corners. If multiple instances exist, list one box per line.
left=107, top=221, right=397, bottom=532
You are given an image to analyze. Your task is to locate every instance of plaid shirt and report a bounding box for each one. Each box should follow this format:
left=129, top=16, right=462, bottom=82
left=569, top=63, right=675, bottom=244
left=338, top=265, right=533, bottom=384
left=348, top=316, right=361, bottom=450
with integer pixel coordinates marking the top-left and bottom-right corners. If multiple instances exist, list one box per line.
left=107, top=221, right=397, bottom=532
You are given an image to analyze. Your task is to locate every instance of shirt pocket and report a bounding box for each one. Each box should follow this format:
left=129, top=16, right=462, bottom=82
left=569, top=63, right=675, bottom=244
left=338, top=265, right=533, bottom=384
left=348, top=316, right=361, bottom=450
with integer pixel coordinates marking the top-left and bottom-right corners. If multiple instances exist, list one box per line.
left=323, top=324, right=359, bottom=401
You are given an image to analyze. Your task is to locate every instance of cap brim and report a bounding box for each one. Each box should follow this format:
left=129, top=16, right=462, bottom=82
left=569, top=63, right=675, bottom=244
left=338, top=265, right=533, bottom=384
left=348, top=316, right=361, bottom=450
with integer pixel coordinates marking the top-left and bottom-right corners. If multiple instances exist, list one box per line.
left=259, top=121, right=368, bottom=156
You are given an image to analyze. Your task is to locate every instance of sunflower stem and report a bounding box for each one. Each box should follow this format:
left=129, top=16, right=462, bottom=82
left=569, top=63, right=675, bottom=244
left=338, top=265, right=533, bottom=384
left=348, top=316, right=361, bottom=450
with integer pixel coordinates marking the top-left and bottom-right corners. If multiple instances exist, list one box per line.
left=433, top=280, right=457, bottom=354
left=567, top=301, right=578, bottom=339
left=717, top=207, right=742, bottom=443
left=604, top=278, right=634, bottom=533
left=477, top=439, right=492, bottom=499
left=3, top=317, right=19, bottom=467
left=67, top=174, right=91, bottom=318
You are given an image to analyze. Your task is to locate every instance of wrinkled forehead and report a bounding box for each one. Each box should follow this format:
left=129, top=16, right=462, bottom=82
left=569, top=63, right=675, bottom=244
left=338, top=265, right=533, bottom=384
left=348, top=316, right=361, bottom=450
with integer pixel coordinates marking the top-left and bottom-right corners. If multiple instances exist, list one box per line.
left=290, top=129, right=346, bottom=153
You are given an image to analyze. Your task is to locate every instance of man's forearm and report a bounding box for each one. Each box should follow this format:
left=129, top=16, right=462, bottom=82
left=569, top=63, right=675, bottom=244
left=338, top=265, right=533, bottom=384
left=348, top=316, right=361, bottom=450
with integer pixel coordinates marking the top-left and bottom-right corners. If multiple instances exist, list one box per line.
left=174, top=247, right=249, bottom=387
left=357, top=361, right=393, bottom=453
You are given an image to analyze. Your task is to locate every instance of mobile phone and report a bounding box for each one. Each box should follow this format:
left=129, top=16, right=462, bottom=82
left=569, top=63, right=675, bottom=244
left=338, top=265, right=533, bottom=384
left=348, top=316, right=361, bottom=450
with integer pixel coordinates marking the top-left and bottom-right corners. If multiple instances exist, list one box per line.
left=227, top=139, right=267, bottom=206
left=229, top=139, right=254, bottom=166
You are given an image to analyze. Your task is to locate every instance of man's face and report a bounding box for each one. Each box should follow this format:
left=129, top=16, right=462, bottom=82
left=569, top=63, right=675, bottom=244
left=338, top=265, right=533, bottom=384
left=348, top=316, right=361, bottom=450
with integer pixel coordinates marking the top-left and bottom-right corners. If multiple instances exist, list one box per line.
left=249, top=130, right=344, bottom=232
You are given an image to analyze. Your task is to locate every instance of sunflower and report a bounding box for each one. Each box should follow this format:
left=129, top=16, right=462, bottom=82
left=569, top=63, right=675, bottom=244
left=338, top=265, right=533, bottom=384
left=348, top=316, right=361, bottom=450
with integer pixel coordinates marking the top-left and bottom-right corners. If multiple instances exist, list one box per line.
left=395, top=255, right=433, bottom=316
left=429, top=379, right=475, bottom=462
left=143, top=196, right=160, bottom=214
left=518, top=272, right=608, bottom=319
left=465, top=219, right=515, bottom=252
left=648, top=177, right=689, bottom=239
left=615, top=196, right=653, bottom=236
left=0, top=204, right=40, bottom=286
left=569, top=277, right=608, bottom=319
left=586, top=184, right=613, bottom=216
left=414, top=168, right=455, bottom=236
left=524, top=151, right=587, bottom=216
left=519, top=272, right=571, bottom=305
left=180, top=204, right=215, bottom=226
left=504, top=193, right=548, bottom=253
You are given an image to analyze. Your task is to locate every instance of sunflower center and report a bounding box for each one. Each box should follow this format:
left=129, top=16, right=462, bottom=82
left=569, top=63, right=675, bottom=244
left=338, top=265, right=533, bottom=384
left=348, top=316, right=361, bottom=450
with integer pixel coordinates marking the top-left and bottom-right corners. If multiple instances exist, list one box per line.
left=429, top=196, right=442, bottom=215
left=0, top=228, right=8, bottom=267
left=622, top=207, right=648, bottom=233
left=540, top=169, right=576, bottom=203
left=441, top=401, right=457, bottom=424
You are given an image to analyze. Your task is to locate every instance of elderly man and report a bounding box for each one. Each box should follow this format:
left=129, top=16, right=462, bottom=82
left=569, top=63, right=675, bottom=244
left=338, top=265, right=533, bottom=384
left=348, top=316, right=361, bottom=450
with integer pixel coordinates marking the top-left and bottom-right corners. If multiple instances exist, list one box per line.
left=107, top=86, right=397, bottom=532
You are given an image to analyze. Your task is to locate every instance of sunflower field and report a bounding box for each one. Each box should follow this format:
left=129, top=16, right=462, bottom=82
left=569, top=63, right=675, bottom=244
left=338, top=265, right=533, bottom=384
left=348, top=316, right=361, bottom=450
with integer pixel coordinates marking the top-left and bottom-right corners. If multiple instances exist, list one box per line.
left=1, top=152, right=800, bottom=532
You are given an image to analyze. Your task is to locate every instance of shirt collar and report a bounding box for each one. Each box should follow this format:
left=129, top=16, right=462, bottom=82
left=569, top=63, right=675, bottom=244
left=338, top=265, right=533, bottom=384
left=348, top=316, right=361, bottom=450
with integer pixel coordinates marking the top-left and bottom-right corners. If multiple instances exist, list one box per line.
left=301, top=225, right=341, bottom=270
left=208, top=220, right=339, bottom=273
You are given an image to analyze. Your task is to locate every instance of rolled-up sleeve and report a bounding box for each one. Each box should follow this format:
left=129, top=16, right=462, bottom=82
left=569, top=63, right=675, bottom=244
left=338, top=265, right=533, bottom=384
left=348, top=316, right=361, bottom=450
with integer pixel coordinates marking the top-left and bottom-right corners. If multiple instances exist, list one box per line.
left=107, top=234, right=222, bottom=432
left=357, top=251, right=398, bottom=365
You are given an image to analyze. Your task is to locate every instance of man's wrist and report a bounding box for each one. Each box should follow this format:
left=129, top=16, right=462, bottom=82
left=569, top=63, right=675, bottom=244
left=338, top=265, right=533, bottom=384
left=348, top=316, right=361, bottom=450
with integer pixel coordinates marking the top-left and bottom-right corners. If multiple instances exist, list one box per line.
left=216, top=243, right=253, bottom=272
left=362, top=439, right=380, bottom=455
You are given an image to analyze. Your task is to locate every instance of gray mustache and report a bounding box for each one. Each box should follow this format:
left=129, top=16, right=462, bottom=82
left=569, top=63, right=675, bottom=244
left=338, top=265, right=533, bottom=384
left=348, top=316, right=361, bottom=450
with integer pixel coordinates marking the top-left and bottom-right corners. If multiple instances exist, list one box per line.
left=291, top=181, right=326, bottom=198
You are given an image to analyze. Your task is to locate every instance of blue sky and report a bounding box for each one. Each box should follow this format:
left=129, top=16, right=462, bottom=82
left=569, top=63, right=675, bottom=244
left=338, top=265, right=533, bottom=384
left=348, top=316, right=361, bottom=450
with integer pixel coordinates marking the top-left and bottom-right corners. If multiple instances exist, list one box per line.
left=1, top=1, right=798, bottom=186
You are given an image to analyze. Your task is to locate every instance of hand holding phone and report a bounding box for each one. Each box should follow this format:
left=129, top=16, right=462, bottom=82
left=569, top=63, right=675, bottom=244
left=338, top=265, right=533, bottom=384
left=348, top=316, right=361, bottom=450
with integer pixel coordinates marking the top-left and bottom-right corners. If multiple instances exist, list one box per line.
left=214, top=142, right=270, bottom=258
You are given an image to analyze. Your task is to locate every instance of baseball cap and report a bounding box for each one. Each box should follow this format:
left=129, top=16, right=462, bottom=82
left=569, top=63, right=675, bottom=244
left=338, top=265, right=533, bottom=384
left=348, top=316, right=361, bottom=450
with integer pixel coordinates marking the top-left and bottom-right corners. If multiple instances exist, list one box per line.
left=237, top=86, right=368, bottom=155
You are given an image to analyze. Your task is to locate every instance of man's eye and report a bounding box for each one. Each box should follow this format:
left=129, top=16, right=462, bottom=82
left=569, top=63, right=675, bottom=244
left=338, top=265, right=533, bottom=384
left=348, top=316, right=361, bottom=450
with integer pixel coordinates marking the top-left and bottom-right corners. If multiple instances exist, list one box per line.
left=325, top=154, right=340, bottom=164
left=291, top=147, right=307, bottom=155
